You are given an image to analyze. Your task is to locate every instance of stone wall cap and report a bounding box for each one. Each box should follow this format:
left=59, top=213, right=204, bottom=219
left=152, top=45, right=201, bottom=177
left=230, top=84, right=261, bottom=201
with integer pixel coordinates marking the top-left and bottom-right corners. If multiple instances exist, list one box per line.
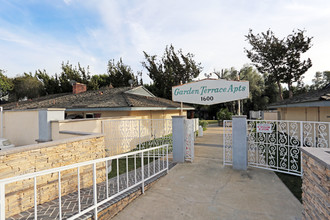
left=0, top=133, right=104, bottom=156
left=301, top=147, right=330, bottom=169
left=59, top=130, right=95, bottom=136
left=232, top=115, right=247, bottom=118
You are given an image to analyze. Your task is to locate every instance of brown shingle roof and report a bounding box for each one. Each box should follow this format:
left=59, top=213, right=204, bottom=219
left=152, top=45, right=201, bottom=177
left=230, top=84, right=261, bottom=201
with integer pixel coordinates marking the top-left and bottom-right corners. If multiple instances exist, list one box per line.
left=1, top=86, right=193, bottom=110
left=124, top=93, right=184, bottom=108
left=269, top=84, right=330, bottom=107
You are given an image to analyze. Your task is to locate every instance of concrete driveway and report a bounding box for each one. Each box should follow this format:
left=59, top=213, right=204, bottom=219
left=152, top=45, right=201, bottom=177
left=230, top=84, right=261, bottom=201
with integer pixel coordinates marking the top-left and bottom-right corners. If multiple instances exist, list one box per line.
left=113, top=125, right=302, bottom=220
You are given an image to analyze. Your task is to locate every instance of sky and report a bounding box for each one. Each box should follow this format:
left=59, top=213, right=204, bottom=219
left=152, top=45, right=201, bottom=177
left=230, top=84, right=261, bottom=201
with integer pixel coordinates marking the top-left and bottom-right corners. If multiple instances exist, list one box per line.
left=0, top=0, right=329, bottom=85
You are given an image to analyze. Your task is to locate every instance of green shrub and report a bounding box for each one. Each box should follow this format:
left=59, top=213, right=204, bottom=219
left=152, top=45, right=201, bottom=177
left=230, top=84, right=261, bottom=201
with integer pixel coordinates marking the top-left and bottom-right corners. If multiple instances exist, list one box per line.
left=199, top=120, right=208, bottom=131
left=216, top=108, right=233, bottom=121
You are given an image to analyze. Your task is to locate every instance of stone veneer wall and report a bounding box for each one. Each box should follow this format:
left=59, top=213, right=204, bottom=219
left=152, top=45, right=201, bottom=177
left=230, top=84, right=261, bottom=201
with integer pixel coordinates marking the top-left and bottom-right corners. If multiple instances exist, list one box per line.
left=0, top=134, right=106, bottom=218
left=301, top=147, right=330, bottom=220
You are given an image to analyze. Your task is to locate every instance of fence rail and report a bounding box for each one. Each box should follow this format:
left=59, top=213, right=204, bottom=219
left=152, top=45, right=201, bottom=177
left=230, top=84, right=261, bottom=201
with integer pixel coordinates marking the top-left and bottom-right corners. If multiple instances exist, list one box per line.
left=0, top=145, right=169, bottom=220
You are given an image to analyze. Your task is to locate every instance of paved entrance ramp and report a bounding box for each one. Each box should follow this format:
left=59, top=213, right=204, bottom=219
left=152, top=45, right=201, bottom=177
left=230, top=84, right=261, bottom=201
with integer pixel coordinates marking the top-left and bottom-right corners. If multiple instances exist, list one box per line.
left=113, top=125, right=302, bottom=220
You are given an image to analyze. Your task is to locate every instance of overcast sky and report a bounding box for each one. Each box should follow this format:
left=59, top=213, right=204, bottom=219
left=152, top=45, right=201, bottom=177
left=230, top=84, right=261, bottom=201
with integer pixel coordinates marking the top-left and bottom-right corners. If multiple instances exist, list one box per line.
left=0, top=0, right=329, bottom=84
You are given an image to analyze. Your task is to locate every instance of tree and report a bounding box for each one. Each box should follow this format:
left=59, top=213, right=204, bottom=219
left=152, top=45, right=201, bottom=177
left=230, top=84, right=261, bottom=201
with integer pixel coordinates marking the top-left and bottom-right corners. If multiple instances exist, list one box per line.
left=10, top=73, right=43, bottom=101
left=211, top=66, right=272, bottom=115
left=263, top=74, right=279, bottom=104
left=324, top=71, right=330, bottom=86
left=78, top=63, right=91, bottom=85
left=107, top=58, right=135, bottom=87
left=245, top=29, right=312, bottom=100
left=59, top=61, right=91, bottom=93
left=142, top=45, right=203, bottom=99
left=89, top=74, right=111, bottom=90
left=311, top=71, right=330, bottom=90
left=0, top=69, right=13, bottom=98
left=36, top=69, right=61, bottom=95
left=239, top=65, right=268, bottom=112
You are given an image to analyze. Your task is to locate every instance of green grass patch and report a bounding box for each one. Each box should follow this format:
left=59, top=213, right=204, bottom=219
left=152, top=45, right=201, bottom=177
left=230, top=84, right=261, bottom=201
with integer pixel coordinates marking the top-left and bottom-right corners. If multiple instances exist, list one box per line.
left=275, top=172, right=302, bottom=203
left=134, top=134, right=173, bottom=154
left=204, top=120, right=218, bottom=124
left=108, top=156, right=155, bottom=179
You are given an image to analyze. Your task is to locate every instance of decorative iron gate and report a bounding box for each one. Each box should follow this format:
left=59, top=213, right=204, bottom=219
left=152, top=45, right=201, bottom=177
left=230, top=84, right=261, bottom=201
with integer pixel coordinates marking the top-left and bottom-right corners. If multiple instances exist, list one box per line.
left=224, top=120, right=330, bottom=176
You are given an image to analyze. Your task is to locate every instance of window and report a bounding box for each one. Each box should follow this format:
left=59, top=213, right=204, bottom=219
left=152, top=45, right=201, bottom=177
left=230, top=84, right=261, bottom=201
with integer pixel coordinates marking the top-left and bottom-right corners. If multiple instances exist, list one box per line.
left=85, top=113, right=102, bottom=118
left=86, top=113, right=94, bottom=118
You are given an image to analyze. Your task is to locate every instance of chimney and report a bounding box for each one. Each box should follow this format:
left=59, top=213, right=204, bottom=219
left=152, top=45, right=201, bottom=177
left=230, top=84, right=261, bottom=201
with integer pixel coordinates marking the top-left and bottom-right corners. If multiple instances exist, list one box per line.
left=73, top=82, right=87, bottom=94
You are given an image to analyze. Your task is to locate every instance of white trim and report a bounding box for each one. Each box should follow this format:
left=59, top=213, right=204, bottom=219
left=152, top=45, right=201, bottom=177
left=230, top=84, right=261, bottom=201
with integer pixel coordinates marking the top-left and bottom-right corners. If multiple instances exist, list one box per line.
left=65, top=107, right=194, bottom=112
left=270, top=100, right=330, bottom=108
left=125, top=86, right=156, bottom=97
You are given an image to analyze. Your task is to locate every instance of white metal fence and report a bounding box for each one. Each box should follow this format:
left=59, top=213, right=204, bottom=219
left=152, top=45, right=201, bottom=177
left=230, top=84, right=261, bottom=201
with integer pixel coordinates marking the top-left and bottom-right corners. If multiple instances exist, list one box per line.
left=184, top=119, right=195, bottom=162
left=102, top=118, right=199, bottom=156
left=0, top=145, right=169, bottom=220
left=102, top=119, right=172, bottom=156
left=223, top=120, right=233, bottom=166
left=224, top=120, right=330, bottom=176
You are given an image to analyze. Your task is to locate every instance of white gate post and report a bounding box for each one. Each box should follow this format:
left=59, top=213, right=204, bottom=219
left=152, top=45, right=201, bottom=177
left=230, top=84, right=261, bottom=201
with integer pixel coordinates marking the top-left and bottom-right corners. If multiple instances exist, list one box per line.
left=232, top=115, right=248, bottom=170
left=184, top=119, right=194, bottom=162
left=172, top=116, right=185, bottom=163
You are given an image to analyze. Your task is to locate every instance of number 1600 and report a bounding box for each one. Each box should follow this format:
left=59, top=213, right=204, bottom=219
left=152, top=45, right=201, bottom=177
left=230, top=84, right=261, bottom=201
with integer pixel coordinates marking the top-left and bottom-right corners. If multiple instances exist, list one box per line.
left=200, top=96, right=214, bottom=101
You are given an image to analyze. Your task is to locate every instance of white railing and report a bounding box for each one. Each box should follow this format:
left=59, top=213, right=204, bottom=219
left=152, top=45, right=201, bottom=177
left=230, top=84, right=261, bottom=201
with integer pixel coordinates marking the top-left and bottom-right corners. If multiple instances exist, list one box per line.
left=0, top=145, right=169, bottom=220
left=224, top=119, right=330, bottom=176
left=223, top=120, right=233, bottom=166
left=184, top=119, right=195, bottom=162
left=193, top=118, right=199, bottom=135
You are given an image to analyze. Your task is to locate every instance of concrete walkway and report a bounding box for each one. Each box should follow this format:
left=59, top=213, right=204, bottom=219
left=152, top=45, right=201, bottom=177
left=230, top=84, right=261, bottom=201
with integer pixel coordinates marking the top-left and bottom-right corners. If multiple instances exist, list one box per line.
left=113, top=124, right=303, bottom=220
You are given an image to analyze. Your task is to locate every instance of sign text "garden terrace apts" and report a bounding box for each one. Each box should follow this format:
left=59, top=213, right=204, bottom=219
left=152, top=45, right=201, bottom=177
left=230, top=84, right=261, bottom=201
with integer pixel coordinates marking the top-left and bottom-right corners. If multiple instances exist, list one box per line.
left=172, top=79, right=249, bottom=105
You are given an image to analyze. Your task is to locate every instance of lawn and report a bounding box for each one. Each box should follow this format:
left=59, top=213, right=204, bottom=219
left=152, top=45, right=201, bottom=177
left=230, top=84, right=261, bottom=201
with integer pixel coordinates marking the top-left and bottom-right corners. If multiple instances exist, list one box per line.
left=203, top=120, right=218, bottom=124
left=108, top=156, right=155, bottom=179
left=275, top=172, right=302, bottom=203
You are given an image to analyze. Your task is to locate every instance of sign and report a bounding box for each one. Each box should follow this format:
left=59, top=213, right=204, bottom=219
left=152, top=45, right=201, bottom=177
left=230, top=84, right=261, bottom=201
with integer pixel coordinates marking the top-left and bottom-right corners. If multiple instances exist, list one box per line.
left=256, top=123, right=273, bottom=133
left=172, top=79, right=249, bottom=105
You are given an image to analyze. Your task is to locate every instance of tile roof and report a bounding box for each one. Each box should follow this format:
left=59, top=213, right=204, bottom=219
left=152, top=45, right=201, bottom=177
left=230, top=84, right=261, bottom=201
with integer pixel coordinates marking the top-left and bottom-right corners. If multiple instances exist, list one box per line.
left=1, top=86, right=193, bottom=110
left=269, top=84, right=330, bottom=107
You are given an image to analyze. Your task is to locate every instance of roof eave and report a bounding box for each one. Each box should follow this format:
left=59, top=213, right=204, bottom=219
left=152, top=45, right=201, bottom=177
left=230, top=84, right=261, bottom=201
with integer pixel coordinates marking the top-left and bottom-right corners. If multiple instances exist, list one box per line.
left=66, top=107, right=195, bottom=112
left=269, top=100, right=330, bottom=108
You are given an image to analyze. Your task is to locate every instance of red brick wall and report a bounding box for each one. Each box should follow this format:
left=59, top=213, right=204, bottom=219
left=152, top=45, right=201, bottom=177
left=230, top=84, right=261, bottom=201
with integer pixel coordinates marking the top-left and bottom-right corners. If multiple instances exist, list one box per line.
left=73, top=83, right=87, bottom=94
